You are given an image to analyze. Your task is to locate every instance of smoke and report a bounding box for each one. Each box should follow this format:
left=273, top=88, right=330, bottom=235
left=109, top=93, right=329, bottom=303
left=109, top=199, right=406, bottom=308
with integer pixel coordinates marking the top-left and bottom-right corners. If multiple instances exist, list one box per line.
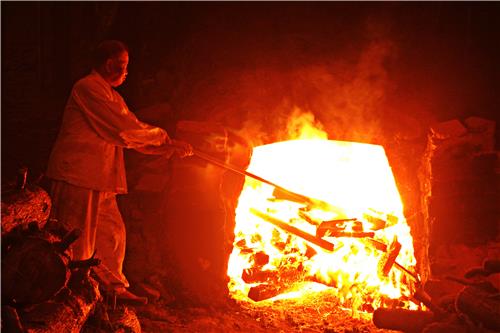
left=170, top=13, right=404, bottom=149
left=228, top=37, right=398, bottom=147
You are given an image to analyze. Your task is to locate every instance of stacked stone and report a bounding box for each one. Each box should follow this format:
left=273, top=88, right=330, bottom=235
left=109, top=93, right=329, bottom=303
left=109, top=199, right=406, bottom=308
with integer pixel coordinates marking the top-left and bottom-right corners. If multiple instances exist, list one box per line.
left=420, top=117, right=498, bottom=255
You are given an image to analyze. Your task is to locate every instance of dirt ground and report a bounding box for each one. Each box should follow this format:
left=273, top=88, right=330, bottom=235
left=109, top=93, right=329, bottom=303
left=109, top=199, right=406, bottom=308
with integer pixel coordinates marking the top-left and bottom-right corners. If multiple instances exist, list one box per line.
left=134, top=290, right=393, bottom=333
left=131, top=241, right=500, bottom=333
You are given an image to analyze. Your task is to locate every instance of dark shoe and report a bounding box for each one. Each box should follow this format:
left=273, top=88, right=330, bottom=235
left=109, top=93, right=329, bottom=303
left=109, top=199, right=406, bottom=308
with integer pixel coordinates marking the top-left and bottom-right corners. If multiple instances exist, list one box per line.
left=116, top=289, right=148, bottom=306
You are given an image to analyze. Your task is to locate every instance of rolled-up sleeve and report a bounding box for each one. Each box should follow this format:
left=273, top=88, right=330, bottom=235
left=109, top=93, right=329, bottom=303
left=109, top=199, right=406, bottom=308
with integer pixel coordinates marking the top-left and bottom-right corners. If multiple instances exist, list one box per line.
left=71, top=79, right=168, bottom=148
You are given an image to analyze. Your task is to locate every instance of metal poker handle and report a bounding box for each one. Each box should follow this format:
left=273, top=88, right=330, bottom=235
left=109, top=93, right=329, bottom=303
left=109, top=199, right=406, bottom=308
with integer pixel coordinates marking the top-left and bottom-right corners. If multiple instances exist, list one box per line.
left=192, top=149, right=313, bottom=205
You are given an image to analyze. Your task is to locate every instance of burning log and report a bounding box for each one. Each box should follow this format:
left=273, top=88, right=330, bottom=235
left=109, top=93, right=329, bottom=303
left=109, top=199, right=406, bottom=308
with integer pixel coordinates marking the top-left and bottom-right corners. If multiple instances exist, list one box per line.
left=317, top=230, right=375, bottom=238
left=297, top=209, right=320, bottom=226
left=379, top=237, right=402, bottom=277
left=455, top=285, right=500, bottom=331
left=248, top=283, right=283, bottom=302
left=250, top=208, right=334, bottom=252
left=373, top=308, right=435, bottom=332
left=412, top=288, right=446, bottom=317
left=363, top=213, right=388, bottom=231
left=272, top=187, right=310, bottom=205
left=252, top=251, right=270, bottom=266
left=242, top=268, right=276, bottom=284
left=364, top=238, right=388, bottom=252
left=316, top=219, right=373, bottom=238
left=365, top=237, right=420, bottom=283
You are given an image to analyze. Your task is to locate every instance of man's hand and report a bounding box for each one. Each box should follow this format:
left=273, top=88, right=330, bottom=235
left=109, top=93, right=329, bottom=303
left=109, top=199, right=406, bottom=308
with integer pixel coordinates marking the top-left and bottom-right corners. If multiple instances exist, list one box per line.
left=133, top=139, right=193, bottom=158
left=170, top=139, right=193, bottom=158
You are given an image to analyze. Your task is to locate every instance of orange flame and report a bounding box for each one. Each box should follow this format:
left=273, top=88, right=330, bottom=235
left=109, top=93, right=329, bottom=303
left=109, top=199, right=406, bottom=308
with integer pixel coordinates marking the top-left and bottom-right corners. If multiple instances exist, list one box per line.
left=228, top=112, right=417, bottom=312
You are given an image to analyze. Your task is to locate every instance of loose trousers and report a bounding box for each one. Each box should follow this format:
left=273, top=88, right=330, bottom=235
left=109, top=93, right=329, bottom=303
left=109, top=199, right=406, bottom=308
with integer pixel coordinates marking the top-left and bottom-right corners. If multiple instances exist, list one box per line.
left=50, top=180, right=129, bottom=288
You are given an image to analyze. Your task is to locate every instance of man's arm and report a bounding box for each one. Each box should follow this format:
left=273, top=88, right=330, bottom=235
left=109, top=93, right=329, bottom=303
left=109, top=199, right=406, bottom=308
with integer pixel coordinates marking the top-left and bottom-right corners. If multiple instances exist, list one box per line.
left=72, top=79, right=168, bottom=148
left=134, top=139, right=193, bottom=157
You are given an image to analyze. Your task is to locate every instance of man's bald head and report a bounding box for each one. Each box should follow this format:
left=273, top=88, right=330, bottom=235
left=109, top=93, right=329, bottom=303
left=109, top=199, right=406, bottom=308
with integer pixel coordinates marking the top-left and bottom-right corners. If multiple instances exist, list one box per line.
left=92, top=40, right=129, bottom=69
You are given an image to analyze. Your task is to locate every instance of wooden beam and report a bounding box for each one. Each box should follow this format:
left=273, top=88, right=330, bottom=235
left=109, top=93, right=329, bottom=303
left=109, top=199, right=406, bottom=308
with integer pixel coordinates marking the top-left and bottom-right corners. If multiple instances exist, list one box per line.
left=250, top=208, right=334, bottom=252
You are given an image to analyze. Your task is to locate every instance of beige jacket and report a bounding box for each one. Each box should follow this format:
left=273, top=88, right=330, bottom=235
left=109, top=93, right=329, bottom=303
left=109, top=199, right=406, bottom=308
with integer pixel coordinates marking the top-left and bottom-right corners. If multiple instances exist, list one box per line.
left=47, top=71, right=167, bottom=194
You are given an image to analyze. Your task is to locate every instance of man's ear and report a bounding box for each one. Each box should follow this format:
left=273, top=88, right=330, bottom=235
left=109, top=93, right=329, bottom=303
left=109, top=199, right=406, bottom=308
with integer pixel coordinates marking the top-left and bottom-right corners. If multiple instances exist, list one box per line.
left=105, top=59, right=114, bottom=73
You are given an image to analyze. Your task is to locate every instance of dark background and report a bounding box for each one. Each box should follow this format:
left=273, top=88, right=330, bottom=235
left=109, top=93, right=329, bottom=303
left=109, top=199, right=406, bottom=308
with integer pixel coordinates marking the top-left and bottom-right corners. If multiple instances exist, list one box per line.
left=2, top=2, right=499, bottom=189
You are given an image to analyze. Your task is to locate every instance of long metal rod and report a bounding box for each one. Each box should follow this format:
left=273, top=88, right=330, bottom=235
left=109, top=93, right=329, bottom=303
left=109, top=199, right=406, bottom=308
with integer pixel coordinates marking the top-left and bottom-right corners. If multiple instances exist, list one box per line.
left=193, top=149, right=314, bottom=204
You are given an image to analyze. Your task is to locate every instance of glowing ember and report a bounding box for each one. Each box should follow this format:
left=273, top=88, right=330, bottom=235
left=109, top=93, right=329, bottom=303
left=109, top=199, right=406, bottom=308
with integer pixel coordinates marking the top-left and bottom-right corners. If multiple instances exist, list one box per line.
left=227, top=131, right=417, bottom=313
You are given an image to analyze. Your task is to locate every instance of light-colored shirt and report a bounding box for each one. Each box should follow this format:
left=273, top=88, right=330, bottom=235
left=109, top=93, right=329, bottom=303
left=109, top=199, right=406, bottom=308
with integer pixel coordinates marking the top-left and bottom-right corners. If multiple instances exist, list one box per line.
left=47, top=70, right=168, bottom=193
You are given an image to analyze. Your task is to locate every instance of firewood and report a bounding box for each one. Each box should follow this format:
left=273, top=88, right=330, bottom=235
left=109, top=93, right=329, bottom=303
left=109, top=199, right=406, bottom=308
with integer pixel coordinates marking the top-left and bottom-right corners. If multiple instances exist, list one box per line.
left=2, top=236, right=71, bottom=306
left=364, top=238, right=388, bottom=252
left=1, top=184, right=51, bottom=236
left=297, top=210, right=320, bottom=226
left=252, top=251, right=269, bottom=266
left=19, top=273, right=100, bottom=333
left=464, top=267, right=490, bottom=279
left=318, top=218, right=358, bottom=226
left=484, top=259, right=500, bottom=275
left=316, top=219, right=369, bottom=238
left=248, top=283, right=282, bottom=302
left=241, top=268, right=276, bottom=284
left=54, top=228, right=82, bottom=252
left=317, top=230, right=375, bottom=238
left=363, top=214, right=388, bottom=231
left=2, top=306, right=24, bottom=333
left=455, top=285, right=500, bottom=331
left=250, top=208, right=334, bottom=252
left=68, top=258, right=101, bottom=270
left=272, top=187, right=310, bottom=204
left=365, top=238, right=420, bottom=283
left=379, top=237, right=402, bottom=277
left=413, top=288, right=446, bottom=317
left=373, top=308, right=435, bottom=332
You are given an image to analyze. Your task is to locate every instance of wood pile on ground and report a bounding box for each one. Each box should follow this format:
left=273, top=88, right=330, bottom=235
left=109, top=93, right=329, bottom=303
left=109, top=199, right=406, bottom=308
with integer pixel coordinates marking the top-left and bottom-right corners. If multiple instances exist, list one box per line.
left=1, top=182, right=141, bottom=333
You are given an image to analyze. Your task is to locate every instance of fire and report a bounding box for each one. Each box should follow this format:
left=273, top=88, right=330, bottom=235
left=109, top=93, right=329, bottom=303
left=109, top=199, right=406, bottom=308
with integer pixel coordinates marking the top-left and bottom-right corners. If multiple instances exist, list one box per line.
left=227, top=115, right=417, bottom=313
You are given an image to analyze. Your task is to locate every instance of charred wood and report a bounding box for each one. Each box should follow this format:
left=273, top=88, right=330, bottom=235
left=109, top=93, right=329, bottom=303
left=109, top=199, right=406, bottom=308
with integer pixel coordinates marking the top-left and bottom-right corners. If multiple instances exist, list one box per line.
left=317, top=230, right=375, bottom=238
left=363, top=214, right=388, bottom=231
left=18, top=273, right=100, bottom=333
left=483, top=259, right=500, bottom=275
left=252, top=251, right=270, bottom=267
left=54, top=228, right=82, bottom=252
left=316, top=219, right=370, bottom=237
left=272, top=187, right=310, bottom=205
left=241, top=268, right=276, bottom=284
left=379, top=238, right=402, bottom=277
left=455, top=285, right=500, bottom=331
left=364, top=238, right=388, bottom=252
left=68, top=258, right=101, bottom=270
left=373, top=308, right=435, bottom=332
left=2, top=235, right=71, bottom=306
left=297, top=209, right=319, bottom=226
left=413, top=288, right=446, bottom=317
left=365, top=238, right=420, bottom=282
left=248, top=284, right=283, bottom=302
left=2, top=306, right=25, bottom=333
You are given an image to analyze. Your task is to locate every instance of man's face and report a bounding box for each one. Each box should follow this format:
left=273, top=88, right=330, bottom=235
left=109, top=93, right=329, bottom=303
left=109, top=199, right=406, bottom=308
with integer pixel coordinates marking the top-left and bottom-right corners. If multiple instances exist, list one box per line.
left=106, top=51, right=129, bottom=87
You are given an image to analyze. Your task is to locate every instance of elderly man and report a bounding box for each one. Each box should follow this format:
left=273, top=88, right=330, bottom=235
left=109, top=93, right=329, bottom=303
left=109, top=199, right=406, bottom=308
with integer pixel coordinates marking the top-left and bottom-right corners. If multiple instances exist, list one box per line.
left=47, top=40, right=192, bottom=303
